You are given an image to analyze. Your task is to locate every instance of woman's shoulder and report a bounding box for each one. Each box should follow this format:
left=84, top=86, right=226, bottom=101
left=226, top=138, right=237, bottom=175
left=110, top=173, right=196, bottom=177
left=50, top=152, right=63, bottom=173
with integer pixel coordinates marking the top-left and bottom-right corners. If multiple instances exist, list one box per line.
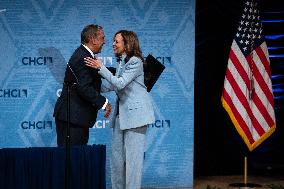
left=124, top=56, right=143, bottom=70
left=127, top=56, right=142, bottom=64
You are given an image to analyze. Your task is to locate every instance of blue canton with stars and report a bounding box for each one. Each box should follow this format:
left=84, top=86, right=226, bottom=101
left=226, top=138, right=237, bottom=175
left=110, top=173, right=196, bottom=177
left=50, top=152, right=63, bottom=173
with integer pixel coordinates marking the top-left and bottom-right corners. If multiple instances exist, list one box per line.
left=235, top=1, right=264, bottom=56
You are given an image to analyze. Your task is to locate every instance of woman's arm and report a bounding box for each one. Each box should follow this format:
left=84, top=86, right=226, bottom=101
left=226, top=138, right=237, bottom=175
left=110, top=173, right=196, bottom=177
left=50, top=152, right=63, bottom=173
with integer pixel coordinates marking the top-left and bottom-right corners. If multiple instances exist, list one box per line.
left=101, top=78, right=116, bottom=93
left=85, top=57, right=142, bottom=90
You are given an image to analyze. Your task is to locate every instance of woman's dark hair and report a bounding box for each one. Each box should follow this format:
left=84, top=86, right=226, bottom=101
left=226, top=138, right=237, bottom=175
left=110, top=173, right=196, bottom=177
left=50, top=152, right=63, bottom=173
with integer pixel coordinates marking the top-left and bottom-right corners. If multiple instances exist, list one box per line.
left=114, top=30, right=144, bottom=63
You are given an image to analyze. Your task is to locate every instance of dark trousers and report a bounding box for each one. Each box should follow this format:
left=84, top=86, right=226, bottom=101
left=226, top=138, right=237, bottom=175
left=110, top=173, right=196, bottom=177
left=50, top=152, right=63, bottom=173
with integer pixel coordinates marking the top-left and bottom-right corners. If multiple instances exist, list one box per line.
left=55, top=118, right=89, bottom=147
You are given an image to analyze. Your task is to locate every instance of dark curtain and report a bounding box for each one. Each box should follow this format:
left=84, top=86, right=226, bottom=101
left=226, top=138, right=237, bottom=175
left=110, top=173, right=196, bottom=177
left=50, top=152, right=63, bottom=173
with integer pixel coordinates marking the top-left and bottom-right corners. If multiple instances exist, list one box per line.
left=195, top=0, right=284, bottom=177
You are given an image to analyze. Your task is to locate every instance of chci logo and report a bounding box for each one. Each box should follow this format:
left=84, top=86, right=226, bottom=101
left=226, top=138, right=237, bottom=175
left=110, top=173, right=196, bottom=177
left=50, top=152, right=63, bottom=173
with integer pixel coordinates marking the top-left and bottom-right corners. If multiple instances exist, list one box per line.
left=147, top=119, right=170, bottom=128
left=0, top=89, right=27, bottom=98
left=22, top=57, right=53, bottom=65
left=21, top=121, right=52, bottom=129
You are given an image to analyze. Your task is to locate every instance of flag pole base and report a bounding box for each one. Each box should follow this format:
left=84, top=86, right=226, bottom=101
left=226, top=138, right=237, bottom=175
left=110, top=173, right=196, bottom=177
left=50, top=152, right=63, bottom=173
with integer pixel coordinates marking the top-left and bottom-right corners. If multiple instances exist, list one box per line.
left=228, top=157, right=262, bottom=188
left=229, top=183, right=262, bottom=188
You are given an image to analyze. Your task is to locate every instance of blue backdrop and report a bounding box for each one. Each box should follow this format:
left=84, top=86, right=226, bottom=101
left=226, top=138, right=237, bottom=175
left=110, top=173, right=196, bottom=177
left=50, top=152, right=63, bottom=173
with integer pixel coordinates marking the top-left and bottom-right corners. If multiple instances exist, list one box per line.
left=0, top=0, right=195, bottom=188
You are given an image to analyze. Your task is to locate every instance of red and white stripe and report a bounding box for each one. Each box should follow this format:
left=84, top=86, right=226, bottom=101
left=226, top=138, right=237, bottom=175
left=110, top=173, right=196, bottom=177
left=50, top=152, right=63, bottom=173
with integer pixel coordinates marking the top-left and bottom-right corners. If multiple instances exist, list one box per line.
left=221, top=40, right=276, bottom=151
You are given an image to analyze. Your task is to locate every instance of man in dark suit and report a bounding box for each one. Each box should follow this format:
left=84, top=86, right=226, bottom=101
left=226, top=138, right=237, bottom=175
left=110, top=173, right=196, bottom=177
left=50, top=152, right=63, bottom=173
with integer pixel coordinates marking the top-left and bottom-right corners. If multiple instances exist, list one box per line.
left=53, top=24, right=111, bottom=146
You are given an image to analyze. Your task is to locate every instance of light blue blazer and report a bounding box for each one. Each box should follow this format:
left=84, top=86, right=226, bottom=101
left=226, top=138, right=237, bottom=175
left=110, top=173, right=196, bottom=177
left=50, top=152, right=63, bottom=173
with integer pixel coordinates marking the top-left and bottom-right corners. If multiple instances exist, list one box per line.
left=99, top=55, right=155, bottom=130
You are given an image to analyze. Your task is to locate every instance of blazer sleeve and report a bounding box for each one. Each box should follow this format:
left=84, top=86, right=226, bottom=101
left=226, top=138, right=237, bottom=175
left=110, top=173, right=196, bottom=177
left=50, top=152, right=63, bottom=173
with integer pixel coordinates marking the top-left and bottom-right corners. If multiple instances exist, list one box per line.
left=98, top=57, right=142, bottom=91
left=101, top=79, right=116, bottom=93
left=71, top=57, right=106, bottom=109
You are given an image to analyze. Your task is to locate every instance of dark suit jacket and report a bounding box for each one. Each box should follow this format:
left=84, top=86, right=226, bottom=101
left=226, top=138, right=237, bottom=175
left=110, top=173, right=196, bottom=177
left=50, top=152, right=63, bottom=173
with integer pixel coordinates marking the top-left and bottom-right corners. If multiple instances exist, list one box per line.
left=53, top=45, right=106, bottom=128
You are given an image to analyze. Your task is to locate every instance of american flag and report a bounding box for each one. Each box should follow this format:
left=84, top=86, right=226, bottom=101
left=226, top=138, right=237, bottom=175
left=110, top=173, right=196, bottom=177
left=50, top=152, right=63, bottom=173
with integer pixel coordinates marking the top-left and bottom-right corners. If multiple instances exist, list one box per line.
left=221, top=0, right=276, bottom=151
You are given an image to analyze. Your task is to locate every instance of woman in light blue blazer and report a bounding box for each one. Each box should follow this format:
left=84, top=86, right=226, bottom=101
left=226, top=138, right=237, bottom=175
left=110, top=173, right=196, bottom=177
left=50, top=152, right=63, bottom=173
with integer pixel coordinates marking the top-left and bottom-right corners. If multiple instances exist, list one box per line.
left=85, top=30, right=155, bottom=189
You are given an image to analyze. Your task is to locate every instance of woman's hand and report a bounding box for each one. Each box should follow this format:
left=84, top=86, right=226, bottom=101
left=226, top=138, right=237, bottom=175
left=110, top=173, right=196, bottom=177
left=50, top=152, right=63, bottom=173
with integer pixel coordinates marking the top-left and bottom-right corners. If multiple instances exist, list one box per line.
left=84, top=57, right=102, bottom=69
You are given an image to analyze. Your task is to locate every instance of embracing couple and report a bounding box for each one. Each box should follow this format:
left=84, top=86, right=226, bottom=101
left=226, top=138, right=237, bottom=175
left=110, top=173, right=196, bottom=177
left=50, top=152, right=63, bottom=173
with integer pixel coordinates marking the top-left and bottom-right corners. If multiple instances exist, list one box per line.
left=53, top=24, right=155, bottom=189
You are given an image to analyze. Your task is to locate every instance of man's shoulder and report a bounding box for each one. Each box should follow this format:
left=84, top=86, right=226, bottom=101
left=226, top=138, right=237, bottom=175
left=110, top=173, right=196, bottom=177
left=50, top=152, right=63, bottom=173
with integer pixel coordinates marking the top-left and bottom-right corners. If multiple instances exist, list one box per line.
left=69, top=46, right=88, bottom=63
left=72, top=45, right=87, bottom=56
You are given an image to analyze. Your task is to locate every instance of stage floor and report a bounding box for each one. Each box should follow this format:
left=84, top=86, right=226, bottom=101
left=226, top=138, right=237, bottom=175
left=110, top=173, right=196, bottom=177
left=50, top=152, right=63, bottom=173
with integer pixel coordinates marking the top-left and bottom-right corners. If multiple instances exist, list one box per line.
left=105, top=175, right=284, bottom=189
left=194, top=175, right=284, bottom=189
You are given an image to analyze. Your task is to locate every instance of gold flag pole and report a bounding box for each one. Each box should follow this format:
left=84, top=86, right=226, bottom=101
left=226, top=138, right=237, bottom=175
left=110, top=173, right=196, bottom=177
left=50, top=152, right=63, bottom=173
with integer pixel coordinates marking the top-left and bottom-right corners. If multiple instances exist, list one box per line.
left=244, top=156, right=247, bottom=184
left=229, top=156, right=261, bottom=188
